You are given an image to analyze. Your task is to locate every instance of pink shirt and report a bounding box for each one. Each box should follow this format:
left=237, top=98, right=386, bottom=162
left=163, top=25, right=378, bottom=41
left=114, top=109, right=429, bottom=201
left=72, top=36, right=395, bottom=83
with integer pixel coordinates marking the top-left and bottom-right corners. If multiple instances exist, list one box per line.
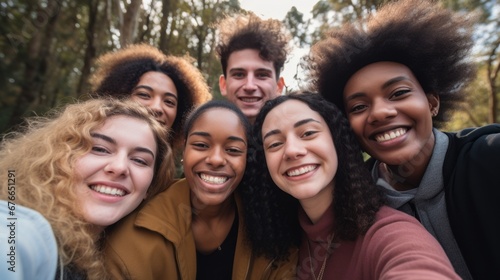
left=297, top=205, right=460, bottom=280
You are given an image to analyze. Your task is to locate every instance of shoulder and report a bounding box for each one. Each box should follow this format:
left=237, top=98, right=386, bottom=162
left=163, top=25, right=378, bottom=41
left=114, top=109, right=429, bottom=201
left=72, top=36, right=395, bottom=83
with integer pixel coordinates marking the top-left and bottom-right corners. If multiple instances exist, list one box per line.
left=0, top=201, right=58, bottom=280
left=446, top=124, right=500, bottom=152
left=365, top=206, right=445, bottom=255
left=360, top=206, right=459, bottom=279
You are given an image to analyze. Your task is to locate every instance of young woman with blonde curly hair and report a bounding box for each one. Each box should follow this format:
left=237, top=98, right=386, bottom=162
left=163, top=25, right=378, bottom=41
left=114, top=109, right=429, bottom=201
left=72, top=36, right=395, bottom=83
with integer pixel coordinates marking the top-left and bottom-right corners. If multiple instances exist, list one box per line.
left=89, top=43, right=212, bottom=147
left=0, top=98, right=175, bottom=279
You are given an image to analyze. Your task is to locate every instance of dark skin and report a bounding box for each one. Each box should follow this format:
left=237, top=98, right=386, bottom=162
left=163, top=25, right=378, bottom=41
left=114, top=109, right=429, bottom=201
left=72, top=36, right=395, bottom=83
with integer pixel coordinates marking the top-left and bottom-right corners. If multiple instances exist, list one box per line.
left=192, top=197, right=236, bottom=254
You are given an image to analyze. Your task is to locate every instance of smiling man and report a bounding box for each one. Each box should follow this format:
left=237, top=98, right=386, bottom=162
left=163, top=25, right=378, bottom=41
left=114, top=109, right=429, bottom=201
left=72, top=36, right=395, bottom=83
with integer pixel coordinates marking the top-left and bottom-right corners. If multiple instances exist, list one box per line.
left=215, top=12, right=291, bottom=124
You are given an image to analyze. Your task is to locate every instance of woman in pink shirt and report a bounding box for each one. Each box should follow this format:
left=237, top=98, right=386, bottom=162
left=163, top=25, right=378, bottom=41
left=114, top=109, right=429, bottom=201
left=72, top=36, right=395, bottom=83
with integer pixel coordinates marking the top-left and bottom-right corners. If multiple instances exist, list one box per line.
left=242, top=92, right=460, bottom=279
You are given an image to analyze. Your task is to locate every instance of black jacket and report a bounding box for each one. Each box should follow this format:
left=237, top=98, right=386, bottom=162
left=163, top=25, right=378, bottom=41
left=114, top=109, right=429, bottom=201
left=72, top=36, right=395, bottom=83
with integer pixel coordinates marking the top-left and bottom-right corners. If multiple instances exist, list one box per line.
left=443, top=124, right=500, bottom=279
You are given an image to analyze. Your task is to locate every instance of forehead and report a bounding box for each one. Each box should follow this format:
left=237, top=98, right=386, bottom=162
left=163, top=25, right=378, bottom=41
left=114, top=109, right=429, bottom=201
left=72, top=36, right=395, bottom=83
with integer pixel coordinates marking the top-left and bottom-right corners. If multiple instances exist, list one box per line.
left=346, top=61, right=417, bottom=88
left=190, top=108, right=247, bottom=139
left=227, top=49, right=275, bottom=72
left=263, top=99, right=322, bottom=129
left=96, top=115, right=156, bottom=144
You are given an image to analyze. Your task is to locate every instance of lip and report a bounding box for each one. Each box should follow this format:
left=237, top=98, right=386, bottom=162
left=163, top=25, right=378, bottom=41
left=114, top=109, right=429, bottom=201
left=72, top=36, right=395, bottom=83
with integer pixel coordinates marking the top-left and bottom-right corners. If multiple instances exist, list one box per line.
left=368, top=125, right=410, bottom=141
left=283, top=164, right=319, bottom=179
left=88, top=181, right=130, bottom=199
left=196, top=171, right=233, bottom=192
left=238, top=96, right=262, bottom=104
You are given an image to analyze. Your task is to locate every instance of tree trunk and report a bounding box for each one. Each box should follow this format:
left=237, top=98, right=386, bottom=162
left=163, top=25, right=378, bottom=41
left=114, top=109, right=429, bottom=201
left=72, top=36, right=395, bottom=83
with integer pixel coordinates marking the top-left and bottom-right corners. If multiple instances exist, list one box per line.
left=120, top=0, right=142, bottom=47
left=76, top=0, right=98, bottom=97
left=7, top=0, right=61, bottom=129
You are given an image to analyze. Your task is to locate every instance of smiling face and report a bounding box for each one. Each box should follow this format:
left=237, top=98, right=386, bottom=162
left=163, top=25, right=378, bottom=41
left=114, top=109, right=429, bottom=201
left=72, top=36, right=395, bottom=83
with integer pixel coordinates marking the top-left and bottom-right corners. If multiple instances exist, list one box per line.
left=74, top=115, right=157, bottom=228
left=183, top=109, right=247, bottom=207
left=261, top=99, right=337, bottom=206
left=343, top=62, right=438, bottom=175
left=130, top=71, right=178, bottom=127
left=219, top=49, right=284, bottom=123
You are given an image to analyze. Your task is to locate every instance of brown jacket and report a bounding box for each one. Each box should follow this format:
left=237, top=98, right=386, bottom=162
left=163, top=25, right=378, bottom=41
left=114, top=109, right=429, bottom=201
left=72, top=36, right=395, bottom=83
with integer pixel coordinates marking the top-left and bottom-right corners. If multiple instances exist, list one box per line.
left=104, top=179, right=297, bottom=279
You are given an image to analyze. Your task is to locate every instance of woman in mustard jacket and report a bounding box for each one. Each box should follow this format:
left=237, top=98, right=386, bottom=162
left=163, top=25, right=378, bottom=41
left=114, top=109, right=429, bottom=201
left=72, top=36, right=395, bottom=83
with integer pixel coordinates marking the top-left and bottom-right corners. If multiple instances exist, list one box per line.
left=104, top=100, right=297, bottom=279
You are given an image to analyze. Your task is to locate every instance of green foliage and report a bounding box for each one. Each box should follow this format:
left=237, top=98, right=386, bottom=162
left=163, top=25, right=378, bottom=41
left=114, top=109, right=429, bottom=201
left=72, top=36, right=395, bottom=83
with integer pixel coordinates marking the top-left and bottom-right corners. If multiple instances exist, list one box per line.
left=1, top=0, right=499, bottom=134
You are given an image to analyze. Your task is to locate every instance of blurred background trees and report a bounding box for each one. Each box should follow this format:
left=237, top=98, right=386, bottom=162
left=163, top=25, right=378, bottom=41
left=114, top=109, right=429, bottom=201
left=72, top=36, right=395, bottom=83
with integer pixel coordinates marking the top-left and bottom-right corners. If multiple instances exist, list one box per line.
left=1, top=0, right=498, bottom=134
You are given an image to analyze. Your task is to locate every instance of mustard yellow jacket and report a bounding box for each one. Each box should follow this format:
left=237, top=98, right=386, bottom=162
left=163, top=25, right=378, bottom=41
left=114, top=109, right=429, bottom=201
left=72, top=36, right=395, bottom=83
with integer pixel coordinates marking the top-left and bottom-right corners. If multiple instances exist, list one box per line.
left=104, top=178, right=297, bottom=280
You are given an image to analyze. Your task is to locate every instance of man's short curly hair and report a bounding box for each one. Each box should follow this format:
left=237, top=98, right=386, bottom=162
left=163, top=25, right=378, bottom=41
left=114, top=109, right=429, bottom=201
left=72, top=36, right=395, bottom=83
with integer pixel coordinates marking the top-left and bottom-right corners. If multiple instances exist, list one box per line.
left=89, top=43, right=212, bottom=144
left=215, top=12, right=291, bottom=79
left=304, top=0, right=477, bottom=128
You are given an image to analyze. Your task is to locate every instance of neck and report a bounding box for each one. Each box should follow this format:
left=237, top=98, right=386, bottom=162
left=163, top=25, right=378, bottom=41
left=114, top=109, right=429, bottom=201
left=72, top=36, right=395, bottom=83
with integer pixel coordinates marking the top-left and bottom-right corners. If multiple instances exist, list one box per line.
left=191, top=194, right=235, bottom=221
left=300, top=184, right=334, bottom=224
left=382, top=132, right=435, bottom=191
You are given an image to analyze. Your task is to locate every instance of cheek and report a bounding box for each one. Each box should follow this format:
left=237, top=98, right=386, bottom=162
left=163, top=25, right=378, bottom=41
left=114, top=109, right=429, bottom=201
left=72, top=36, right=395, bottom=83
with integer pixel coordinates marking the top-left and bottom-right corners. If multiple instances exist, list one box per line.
left=130, top=96, right=147, bottom=106
left=73, top=155, right=92, bottom=180
left=136, top=169, right=155, bottom=193
left=265, top=153, right=281, bottom=180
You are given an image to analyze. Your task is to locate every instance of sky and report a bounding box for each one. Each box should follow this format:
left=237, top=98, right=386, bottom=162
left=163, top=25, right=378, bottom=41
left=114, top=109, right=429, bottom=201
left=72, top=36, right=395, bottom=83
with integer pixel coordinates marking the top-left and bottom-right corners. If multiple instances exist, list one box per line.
left=238, top=0, right=317, bottom=90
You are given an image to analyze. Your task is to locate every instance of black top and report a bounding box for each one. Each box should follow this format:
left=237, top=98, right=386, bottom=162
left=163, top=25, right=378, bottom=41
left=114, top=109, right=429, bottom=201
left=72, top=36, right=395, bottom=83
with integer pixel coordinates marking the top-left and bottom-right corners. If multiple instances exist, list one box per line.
left=196, top=212, right=239, bottom=280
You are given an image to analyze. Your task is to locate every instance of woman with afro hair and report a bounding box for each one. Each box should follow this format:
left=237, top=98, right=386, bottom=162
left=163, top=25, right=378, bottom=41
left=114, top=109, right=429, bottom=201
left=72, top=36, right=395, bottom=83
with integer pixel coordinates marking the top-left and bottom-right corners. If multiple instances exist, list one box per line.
left=90, top=44, right=212, bottom=147
left=304, top=0, right=500, bottom=278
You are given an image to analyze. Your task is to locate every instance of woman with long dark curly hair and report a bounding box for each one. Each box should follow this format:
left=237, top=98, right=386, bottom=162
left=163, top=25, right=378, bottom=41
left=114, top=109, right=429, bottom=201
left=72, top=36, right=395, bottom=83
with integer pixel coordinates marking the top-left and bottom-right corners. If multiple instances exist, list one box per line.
left=243, top=92, right=459, bottom=279
left=90, top=43, right=212, bottom=147
left=304, top=0, right=500, bottom=278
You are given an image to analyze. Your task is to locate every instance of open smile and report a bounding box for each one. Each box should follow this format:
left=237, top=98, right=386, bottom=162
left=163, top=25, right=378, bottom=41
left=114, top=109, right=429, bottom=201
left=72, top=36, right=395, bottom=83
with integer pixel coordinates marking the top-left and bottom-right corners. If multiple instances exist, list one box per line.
left=90, top=184, right=127, bottom=197
left=373, top=127, right=408, bottom=143
left=199, top=173, right=229, bottom=184
left=285, top=164, right=318, bottom=177
left=239, top=97, right=262, bottom=103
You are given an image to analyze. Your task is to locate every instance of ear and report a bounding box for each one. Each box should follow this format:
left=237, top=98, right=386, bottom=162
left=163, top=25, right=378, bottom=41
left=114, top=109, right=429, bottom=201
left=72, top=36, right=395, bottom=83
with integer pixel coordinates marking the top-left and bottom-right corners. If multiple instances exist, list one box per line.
left=219, top=74, right=227, bottom=97
left=276, top=77, right=285, bottom=95
left=426, top=93, right=440, bottom=117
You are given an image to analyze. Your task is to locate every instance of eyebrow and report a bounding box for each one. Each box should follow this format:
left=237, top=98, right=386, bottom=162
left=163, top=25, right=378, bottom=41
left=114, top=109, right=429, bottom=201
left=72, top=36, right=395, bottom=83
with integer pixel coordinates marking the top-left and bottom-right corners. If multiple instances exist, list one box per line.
left=345, top=76, right=410, bottom=102
left=263, top=118, right=320, bottom=140
left=382, top=76, right=409, bottom=89
left=189, top=131, right=247, bottom=145
left=228, top=67, right=273, bottom=74
left=132, top=85, right=178, bottom=100
left=91, top=132, right=155, bottom=158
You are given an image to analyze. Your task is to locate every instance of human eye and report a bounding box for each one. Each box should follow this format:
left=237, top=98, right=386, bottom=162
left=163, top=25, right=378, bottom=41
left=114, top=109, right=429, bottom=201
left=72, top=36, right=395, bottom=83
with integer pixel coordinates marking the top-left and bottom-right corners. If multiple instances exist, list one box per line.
left=231, top=71, right=245, bottom=79
left=226, top=147, right=245, bottom=155
left=131, top=157, right=149, bottom=166
left=164, top=98, right=177, bottom=107
left=391, top=88, right=411, bottom=99
left=347, top=103, right=368, bottom=114
left=191, top=142, right=209, bottom=150
left=264, top=141, right=283, bottom=151
left=133, top=91, right=151, bottom=99
left=302, top=130, right=319, bottom=138
left=256, top=71, right=272, bottom=79
left=91, top=145, right=110, bottom=154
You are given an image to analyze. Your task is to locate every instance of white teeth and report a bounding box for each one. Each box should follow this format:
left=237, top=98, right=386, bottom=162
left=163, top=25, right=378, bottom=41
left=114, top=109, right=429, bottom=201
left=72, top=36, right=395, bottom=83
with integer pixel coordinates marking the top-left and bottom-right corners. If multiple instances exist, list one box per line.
left=200, top=173, right=228, bottom=184
left=90, top=185, right=126, bottom=197
left=375, top=128, right=407, bottom=142
left=286, top=165, right=316, bottom=177
left=240, top=97, right=259, bottom=102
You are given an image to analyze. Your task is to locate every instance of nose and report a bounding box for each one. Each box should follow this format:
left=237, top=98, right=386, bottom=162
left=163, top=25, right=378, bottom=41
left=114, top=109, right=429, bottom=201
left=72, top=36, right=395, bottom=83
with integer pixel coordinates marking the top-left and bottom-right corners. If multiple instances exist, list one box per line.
left=367, top=99, right=397, bottom=124
left=283, top=136, right=307, bottom=160
left=205, top=146, right=226, bottom=167
left=243, top=74, right=257, bottom=92
left=103, top=154, right=129, bottom=177
left=149, top=97, right=164, bottom=118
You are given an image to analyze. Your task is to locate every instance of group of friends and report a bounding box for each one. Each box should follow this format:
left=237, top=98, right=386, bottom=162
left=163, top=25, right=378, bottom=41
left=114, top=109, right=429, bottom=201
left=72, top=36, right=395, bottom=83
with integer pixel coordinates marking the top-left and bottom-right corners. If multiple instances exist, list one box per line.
left=1, top=0, right=499, bottom=279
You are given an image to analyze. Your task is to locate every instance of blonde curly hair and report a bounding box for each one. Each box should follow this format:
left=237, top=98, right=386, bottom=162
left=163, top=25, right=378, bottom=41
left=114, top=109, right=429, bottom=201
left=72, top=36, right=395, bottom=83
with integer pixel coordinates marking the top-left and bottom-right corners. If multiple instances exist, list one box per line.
left=89, top=43, right=212, bottom=146
left=0, top=98, right=175, bottom=279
